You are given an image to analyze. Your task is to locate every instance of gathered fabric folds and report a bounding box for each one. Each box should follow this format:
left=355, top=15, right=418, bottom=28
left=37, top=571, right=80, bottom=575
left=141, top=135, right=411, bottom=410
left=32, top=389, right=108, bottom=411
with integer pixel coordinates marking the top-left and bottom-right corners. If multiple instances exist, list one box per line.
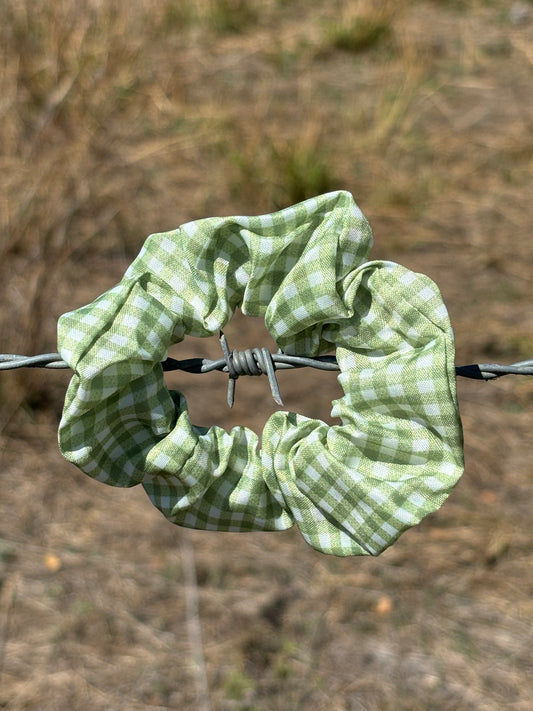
left=58, top=190, right=463, bottom=556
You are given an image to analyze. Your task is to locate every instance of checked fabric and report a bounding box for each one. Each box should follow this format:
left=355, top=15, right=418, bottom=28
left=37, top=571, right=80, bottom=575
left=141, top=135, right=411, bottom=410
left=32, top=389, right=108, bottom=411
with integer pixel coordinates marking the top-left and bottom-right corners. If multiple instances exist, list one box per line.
left=58, top=190, right=464, bottom=556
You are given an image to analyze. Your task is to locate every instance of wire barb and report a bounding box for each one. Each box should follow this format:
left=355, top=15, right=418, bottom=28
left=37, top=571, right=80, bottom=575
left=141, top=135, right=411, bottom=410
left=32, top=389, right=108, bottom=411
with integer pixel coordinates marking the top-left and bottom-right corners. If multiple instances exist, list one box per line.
left=219, top=331, right=283, bottom=408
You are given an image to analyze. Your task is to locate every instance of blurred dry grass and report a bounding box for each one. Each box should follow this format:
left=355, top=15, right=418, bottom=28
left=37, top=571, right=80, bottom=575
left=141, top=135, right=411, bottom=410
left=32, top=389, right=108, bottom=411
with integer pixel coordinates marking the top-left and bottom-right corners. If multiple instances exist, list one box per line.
left=1, top=0, right=532, bottom=709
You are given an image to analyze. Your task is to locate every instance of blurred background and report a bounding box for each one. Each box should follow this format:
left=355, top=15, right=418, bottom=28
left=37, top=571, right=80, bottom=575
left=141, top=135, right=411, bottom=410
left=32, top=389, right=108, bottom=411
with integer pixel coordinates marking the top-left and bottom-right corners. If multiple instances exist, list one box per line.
left=1, top=1, right=532, bottom=709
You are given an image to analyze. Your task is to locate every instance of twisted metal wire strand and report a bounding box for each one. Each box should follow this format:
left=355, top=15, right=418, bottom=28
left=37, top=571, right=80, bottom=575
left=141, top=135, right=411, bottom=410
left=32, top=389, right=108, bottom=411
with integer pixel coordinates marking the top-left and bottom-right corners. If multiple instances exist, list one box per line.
left=1, top=338, right=533, bottom=407
left=0, top=353, right=69, bottom=369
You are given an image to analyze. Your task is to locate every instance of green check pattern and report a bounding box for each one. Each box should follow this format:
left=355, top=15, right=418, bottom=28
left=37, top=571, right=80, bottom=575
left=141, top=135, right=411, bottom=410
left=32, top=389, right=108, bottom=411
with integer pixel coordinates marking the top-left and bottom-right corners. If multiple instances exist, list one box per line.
left=58, top=190, right=463, bottom=556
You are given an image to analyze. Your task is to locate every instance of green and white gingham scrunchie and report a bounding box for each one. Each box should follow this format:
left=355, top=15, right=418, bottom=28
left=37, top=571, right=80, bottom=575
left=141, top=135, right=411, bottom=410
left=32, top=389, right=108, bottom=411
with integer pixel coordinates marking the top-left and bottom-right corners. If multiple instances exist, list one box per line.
left=58, top=190, right=463, bottom=556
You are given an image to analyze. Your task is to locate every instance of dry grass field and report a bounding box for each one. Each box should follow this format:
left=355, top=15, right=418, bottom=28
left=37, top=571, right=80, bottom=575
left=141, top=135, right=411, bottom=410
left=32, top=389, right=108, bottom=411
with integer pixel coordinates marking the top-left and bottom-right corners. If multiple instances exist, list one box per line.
left=1, top=0, right=533, bottom=709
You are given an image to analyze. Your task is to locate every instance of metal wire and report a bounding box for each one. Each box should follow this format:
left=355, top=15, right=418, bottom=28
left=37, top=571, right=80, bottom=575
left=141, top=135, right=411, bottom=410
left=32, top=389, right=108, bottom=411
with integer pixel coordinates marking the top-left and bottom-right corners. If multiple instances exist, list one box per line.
left=455, top=361, right=533, bottom=380
left=1, top=341, right=533, bottom=407
left=0, top=353, right=69, bottom=369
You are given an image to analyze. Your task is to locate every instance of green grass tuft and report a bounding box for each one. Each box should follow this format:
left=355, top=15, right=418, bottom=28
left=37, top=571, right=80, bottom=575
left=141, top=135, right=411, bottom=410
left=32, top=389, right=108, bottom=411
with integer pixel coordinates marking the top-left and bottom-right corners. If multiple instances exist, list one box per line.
left=327, top=16, right=391, bottom=53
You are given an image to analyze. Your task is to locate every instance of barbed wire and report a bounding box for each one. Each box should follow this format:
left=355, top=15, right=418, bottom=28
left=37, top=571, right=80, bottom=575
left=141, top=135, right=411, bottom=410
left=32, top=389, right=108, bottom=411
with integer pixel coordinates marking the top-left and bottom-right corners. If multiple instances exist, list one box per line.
left=1, top=332, right=533, bottom=407
left=0, top=354, right=69, bottom=370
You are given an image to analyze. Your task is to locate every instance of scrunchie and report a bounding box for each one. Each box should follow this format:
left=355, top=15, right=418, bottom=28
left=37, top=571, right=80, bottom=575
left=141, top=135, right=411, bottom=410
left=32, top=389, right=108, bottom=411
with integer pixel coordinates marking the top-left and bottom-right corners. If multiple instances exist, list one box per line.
left=58, top=190, right=463, bottom=556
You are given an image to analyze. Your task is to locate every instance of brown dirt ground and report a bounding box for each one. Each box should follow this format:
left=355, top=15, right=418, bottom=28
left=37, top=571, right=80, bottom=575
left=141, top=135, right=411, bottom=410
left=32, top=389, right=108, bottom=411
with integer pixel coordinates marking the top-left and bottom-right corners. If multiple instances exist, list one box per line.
left=1, top=1, right=532, bottom=709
